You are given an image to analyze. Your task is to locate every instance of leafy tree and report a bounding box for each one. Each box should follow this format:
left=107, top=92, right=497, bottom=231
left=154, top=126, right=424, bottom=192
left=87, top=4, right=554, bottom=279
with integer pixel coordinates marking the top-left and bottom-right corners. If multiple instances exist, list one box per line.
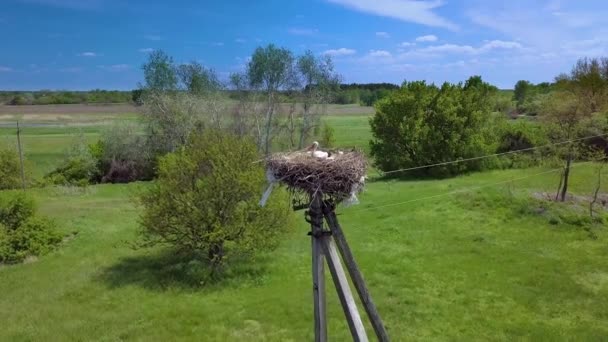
left=142, top=50, right=178, bottom=92
left=247, top=44, right=296, bottom=154
left=138, top=131, right=293, bottom=275
left=541, top=92, right=592, bottom=201
left=568, top=57, right=608, bottom=114
left=177, top=62, right=221, bottom=95
left=370, top=77, right=497, bottom=177
left=513, top=80, right=532, bottom=108
left=296, top=50, right=340, bottom=148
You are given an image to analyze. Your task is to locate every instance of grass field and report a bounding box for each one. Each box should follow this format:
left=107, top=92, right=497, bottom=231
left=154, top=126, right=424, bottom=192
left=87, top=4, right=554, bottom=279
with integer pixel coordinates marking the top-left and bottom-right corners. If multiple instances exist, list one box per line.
left=1, top=104, right=607, bottom=340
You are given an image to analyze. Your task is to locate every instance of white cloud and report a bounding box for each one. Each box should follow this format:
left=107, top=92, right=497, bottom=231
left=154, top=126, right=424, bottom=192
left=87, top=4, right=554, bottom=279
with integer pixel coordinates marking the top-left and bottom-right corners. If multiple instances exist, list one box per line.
left=368, top=50, right=392, bottom=57
left=376, top=31, right=390, bottom=38
left=288, top=27, right=319, bottom=35
left=413, top=40, right=522, bottom=55
left=98, top=64, right=130, bottom=72
left=144, top=34, right=162, bottom=41
left=326, top=0, right=458, bottom=30
left=0, top=66, right=13, bottom=72
left=78, top=52, right=98, bottom=57
left=138, top=48, right=154, bottom=53
left=399, top=42, right=415, bottom=47
left=415, top=34, right=438, bottom=42
left=235, top=38, right=246, bottom=43
left=323, top=48, right=357, bottom=56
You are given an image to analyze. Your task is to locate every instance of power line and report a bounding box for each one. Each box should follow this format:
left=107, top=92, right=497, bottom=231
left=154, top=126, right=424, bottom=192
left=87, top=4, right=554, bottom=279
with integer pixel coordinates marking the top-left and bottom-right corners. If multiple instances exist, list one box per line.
left=350, top=159, right=603, bottom=213
left=379, top=133, right=608, bottom=176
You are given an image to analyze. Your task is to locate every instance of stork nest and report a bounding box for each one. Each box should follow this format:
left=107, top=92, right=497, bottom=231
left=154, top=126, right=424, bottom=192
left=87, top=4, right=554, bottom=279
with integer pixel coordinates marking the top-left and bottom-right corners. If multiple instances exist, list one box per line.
left=265, top=150, right=367, bottom=201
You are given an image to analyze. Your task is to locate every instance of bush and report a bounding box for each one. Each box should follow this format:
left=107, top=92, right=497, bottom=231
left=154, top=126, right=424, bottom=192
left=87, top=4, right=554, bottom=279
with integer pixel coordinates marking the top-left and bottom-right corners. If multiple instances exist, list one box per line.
left=138, top=131, right=293, bottom=276
left=94, top=122, right=154, bottom=183
left=45, top=135, right=97, bottom=186
left=0, top=192, right=35, bottom=230
left=0, top=146, right=24, bottom=190
left=0, top=193, right=61, bottom=264
left=495, top=120, right=549, bottom=168
left=320, top=123, right=336, bottom=148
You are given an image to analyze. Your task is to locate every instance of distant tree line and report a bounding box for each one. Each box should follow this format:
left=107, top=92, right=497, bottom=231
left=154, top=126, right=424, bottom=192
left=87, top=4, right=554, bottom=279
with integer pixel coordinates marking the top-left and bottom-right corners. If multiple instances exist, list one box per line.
left=1, top=90, right=132, bottom=105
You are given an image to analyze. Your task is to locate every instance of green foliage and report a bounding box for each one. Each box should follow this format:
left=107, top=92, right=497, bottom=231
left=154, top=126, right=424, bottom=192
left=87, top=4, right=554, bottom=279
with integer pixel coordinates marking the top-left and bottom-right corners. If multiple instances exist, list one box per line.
left=0, top=193, right=60, bottom=264
left=138, top=131, right=293, bottom=274
left=320, top=122, right=336, bottom=148
left=0, top=145, right=23, bottom=190
left=0, top=192, right=35, bottom=230
left=45, top=135, right=97, bottom=186
left=496, top=120, right=549, bottom=168
left=94, top=122, right=153, bottom=183
left=370, top=77, right=497, bottom=177
left=177, top=62, right=221, bottom=95
left=142, top=50, right=178, bottom=92
left=1, top=90, right=131, bottom=105
left=513, top=80, right=532, bottom=108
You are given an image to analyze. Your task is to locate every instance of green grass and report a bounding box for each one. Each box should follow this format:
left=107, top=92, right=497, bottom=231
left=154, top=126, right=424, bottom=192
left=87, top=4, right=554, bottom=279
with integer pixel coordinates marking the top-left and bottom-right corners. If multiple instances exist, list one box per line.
left=0, top=165, right=606, bottom=340
left=1, top=106, right=608, bottom=340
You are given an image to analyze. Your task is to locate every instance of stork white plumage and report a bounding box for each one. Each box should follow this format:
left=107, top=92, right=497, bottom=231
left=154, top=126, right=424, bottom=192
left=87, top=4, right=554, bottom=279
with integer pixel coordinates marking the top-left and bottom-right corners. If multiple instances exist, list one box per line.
left=307, top=141, right=330, bottom=159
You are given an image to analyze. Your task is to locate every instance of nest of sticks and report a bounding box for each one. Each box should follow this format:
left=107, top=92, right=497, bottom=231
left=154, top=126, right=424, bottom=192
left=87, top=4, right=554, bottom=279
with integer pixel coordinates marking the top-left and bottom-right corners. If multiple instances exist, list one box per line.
left=265, top=150, right=367, bottom=202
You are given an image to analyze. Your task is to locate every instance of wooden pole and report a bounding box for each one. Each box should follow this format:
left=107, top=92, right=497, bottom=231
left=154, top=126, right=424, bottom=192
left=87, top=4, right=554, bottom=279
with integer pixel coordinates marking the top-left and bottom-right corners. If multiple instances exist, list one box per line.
left=321, top=236, right=368, bottom=341
left=323, top=201, right=390, bottom=341
left=308, top=193, right=327, bottom=342
left=16, top=121, right=26, bottom=191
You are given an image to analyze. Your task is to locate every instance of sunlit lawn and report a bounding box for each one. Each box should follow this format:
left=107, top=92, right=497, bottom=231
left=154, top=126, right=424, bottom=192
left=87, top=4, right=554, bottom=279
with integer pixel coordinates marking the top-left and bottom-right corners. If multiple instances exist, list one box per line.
left=1, top=106, right=607, bottom=340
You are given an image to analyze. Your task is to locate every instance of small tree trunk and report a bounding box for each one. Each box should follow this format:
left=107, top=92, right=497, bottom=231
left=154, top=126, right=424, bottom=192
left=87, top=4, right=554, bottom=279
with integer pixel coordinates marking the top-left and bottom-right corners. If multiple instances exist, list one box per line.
left=555, top=169, right=564, bottom=201
left=590, top=164, right=603, bottom=218
left=560, top=154, right=572, bottom=202
left=208, top=242, right=225, bottom=264
left=264, top=92, right=274, bottom=155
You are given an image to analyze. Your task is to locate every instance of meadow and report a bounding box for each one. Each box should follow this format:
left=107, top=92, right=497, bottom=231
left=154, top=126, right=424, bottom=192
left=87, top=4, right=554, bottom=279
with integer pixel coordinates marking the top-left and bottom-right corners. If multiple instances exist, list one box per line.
left=0, top=104, right=607, bottom=341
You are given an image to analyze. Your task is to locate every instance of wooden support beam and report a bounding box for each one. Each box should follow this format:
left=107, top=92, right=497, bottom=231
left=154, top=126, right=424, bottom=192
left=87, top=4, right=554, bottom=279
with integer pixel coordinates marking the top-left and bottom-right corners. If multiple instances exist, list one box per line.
left=323, top=202, right=390, bottom=342
left=309, top=194, right=327, bottom=342
left=321, top=236, right=369, bottom=342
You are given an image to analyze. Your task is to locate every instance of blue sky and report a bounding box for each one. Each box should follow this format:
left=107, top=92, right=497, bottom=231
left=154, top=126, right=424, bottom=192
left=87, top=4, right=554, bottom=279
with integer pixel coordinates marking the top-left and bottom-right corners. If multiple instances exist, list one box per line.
left=0, top=0, right=607, bottom=90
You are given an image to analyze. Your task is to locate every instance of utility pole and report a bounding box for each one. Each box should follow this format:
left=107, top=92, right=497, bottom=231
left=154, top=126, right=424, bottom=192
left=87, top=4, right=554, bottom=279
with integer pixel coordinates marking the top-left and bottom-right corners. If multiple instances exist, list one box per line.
left=16, top=121, right=26, bottom=191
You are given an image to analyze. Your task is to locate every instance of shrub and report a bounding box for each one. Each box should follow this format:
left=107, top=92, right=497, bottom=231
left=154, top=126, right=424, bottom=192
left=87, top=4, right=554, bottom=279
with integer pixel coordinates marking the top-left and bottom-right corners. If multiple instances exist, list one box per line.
left=0, top=193, right=61, bottom=264
left=138, top=131, right=293, bottom=275
left=45, top=135, right=97, bottom=186
left=320, top=122, right=336, bottom=148
left=94, top=122, right=154, bottom=183
left=0, top=192, right=35, bottom=230
left=496, top=120, right=549, bottom=168
left=0, top=146, right=23, bottom=190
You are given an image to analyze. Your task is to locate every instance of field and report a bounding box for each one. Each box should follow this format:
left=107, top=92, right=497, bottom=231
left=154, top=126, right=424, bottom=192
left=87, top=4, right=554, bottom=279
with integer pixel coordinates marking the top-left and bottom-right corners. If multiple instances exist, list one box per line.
left=1, top=104, right=608, bottom=340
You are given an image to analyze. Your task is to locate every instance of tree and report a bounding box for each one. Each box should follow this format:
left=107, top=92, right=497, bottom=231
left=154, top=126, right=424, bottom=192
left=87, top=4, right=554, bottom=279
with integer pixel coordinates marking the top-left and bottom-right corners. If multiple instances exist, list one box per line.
left=513, top=80, right=532, bottom=108
left=247, top=44, right=296, bottom=154
left=295, top=51, right=340, bottom=148
left=142, top=50, right=178, bottom=92
left=568, top=57, right=608, bottom=114
left=177, top=62, right=221, bottom=95
left=370, top=77, right=497, bottom=177
left=541, top=92, right=591, bottom=201
left=138, top=131, right=293, bottom=276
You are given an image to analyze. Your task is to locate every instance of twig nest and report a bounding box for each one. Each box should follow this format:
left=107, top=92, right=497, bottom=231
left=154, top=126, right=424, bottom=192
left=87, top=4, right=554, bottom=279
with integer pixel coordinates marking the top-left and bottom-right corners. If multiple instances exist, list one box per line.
left=264, top=150, right=367, bottom=203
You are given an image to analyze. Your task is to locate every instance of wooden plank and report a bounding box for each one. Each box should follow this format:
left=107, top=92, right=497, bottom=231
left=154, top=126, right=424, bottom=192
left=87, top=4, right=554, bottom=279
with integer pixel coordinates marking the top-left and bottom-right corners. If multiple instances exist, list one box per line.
left=322, top=236, right=369, bottom=342
left=324, top=206, right=390, bottom=342
left=309, top=194, right=327, bottom=342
